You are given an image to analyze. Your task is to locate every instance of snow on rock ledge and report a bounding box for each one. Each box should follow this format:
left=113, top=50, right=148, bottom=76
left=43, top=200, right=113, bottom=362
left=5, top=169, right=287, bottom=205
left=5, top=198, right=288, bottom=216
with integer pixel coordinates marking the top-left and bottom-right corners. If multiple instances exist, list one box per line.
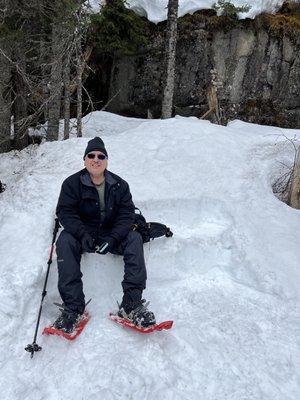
left=89, top=1, right=286, bottom=24
left=126, top=0, right=285, bottom=24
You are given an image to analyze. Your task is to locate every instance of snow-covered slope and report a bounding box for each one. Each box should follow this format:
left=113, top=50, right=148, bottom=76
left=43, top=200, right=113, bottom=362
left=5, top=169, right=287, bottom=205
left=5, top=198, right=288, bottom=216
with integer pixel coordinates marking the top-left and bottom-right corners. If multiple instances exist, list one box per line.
left=0, top=112, right=299, bottom=399
left=89, top=0, right=286, bottom=23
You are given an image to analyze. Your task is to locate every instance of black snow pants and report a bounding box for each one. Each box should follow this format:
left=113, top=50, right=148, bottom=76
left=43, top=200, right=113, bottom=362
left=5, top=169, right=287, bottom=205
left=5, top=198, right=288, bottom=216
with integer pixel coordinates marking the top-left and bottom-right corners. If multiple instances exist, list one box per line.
left=56, top=230, right=147, bottom=314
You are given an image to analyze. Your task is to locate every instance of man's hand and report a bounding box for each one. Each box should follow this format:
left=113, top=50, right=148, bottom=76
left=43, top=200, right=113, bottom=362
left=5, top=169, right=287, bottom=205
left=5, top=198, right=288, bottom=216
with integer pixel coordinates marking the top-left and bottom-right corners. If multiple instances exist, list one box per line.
left=95, top=238, right=116, bottom=255
left=80, top=233, right=95, bottom=252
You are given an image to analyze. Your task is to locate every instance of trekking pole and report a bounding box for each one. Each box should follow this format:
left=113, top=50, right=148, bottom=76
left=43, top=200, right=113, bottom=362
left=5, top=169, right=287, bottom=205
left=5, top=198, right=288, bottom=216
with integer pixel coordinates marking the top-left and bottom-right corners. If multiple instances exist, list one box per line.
left=25, top=218, right=60, bottom=358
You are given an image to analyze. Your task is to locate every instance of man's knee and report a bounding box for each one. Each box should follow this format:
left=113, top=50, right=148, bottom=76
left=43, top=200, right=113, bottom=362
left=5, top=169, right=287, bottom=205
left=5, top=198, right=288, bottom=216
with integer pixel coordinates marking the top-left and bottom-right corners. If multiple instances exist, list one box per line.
left=125, top=230, right=143, bottom=247
left=56, top=231, right=82, bottom=279
left=56, top=230, right=80, bottom=252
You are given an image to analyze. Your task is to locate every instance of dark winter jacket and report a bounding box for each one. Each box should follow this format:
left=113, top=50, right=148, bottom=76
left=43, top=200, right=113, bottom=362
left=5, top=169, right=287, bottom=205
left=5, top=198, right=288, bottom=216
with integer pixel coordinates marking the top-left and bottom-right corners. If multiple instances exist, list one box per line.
left=56, top=169, right=135, bottom=243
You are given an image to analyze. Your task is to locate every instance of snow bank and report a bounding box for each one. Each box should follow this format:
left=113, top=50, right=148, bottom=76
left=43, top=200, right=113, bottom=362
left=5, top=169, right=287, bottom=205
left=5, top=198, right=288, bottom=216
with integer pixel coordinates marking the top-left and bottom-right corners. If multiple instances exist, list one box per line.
left=89, top=0, right=286, bottom=23
left=0, top=112, right=299, bottom=399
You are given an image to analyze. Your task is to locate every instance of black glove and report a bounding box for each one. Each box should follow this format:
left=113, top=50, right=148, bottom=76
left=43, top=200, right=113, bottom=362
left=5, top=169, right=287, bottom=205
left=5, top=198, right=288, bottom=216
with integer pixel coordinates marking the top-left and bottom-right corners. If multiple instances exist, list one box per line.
left=95, top=237, right=116, bottom=255
left=80, top=233, right=95, bottom=252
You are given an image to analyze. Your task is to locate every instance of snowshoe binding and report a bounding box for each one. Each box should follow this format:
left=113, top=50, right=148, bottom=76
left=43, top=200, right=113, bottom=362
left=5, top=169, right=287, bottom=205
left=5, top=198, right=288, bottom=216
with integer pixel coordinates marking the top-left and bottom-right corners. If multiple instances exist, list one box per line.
left=109, top=299, right=173, bottom=334
left=118, top=299, right=156, bottom=328
left=53, top=308, right=82, bottom=333
left=43, top=302, right=91, bottom=341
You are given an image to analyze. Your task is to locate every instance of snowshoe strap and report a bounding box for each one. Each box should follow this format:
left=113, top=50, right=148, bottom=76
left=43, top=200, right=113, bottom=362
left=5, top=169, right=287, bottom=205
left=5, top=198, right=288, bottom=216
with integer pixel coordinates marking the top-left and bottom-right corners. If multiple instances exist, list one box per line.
left=53, top=302, right=65, bottom=312
left=117, top=300, right=150, bottom=315
left=53, top=298, right=92, bottom=312
left=85, top=298, right=92, bottom=307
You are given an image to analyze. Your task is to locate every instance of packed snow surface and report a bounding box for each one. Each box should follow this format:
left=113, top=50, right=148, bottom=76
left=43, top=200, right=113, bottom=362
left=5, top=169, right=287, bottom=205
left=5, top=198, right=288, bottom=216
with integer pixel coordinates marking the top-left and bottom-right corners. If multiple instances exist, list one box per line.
left=0, top=112, right=300, bottom=400
left=89, top=0, right=286, bottom=23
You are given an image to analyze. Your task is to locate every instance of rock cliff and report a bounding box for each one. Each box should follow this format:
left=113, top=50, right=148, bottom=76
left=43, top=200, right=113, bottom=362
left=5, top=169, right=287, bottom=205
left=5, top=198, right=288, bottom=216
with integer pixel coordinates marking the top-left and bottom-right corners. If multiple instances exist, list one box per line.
left=91, top=7, right=300, bottom=128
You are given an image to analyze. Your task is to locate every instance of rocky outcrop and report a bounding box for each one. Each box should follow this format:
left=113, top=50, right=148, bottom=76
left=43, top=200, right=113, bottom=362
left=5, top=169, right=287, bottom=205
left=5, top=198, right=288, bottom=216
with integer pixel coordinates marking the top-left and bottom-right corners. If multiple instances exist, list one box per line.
left=100, top=10, right=300, bottom=128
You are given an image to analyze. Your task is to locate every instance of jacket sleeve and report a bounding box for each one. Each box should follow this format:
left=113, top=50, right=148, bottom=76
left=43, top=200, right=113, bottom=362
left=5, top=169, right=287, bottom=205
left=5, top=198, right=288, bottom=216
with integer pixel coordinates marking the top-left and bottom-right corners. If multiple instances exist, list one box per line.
left=56, top=179, right=86, bottom=240
left=109, top=182, right=135, bottom=243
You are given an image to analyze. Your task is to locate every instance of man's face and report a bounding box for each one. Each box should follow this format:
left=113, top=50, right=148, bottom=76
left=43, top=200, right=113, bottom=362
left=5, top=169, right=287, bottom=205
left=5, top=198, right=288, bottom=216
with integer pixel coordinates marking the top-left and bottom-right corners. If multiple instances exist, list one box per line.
left=84, top=151, right=108, bottom=176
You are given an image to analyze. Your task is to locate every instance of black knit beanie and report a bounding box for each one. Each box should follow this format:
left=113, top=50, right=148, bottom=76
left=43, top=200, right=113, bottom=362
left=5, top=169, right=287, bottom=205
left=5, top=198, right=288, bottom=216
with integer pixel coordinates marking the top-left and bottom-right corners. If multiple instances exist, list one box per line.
left=83, top=137, right=108, bottom=159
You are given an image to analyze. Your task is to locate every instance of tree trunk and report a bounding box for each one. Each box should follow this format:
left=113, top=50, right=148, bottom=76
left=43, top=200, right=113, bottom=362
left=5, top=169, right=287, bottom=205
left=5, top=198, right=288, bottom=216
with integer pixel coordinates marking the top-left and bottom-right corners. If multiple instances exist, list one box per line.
left=77, top=54, right=83, bottom=137
left=161, top=0, right=179, bottom=119
left=12, top=43, right=29, bottom=150
left=76, top=13, right=83, bottom=138
left=289, top=147, right=300, bottom=209
left=38, top=0, right=49, bottom=125
left=0, top=39, right=12, bottom=153
left=47, top=23, right=63, bottom=141
left=63, top=56, right=71, bottom=140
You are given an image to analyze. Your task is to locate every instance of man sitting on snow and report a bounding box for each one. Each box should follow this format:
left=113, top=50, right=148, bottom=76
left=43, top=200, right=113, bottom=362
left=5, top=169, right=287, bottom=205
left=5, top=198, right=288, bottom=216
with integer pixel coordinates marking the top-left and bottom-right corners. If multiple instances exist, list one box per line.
left=53, top=136, right=155, bottom=333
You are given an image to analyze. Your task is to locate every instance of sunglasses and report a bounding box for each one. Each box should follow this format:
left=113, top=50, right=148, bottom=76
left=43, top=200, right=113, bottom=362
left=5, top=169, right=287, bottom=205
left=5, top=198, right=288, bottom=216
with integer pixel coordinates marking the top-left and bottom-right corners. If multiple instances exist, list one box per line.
left=87, top=153, right=108, bottom=160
